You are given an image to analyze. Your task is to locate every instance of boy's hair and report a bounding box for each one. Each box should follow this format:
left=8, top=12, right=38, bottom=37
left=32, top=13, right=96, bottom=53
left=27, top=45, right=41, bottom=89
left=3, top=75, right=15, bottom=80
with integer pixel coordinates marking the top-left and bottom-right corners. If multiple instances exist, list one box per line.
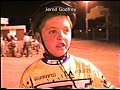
left=31, top=1, right=77, bottom=35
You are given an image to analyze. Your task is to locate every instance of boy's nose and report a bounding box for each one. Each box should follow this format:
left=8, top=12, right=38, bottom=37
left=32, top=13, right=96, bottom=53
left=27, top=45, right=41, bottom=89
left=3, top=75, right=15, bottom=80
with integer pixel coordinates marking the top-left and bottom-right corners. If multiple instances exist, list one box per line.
left=57, top=35, right=63, bottom=40
left=57, top=31, right=64, bottom=40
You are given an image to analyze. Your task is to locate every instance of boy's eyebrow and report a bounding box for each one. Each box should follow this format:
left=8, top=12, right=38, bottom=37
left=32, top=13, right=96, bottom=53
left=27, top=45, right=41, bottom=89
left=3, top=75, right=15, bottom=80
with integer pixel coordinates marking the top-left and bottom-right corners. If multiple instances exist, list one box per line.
left=46, top=27, right=56, bottom=30
left=46, top=26, right=70, bottom=31
left=44, top=27, right=57, bottom=32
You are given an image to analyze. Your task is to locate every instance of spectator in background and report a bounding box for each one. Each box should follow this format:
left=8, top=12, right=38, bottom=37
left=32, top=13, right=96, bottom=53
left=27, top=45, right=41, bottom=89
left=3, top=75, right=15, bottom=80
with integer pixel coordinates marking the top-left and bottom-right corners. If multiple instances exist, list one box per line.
left=1, top=37, right=5, bottom=56
left=6, top=33, right=13, bottom=42
left=33, top=39, right=40, bottom=54
left=21, top=33, right=31, bottom=57
left=12, top=35, right=18, bottom=57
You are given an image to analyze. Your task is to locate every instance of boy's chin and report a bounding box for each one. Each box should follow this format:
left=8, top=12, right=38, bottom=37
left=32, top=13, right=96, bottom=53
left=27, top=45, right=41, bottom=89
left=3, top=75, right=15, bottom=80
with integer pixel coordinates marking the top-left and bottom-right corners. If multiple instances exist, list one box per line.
left=53, top=53, right=66, bottom=57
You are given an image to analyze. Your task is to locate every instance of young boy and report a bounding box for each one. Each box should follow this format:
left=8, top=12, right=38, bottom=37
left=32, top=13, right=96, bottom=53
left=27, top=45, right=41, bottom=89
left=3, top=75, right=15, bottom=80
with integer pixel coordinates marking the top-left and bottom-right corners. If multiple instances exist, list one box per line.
left=19, top=1, right=115, bottom=89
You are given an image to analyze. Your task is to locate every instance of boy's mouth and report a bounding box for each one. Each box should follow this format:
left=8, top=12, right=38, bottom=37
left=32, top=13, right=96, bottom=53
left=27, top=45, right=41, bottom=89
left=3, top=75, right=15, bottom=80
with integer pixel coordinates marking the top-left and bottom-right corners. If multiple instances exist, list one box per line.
left=56, top=43, right=65, bottom=49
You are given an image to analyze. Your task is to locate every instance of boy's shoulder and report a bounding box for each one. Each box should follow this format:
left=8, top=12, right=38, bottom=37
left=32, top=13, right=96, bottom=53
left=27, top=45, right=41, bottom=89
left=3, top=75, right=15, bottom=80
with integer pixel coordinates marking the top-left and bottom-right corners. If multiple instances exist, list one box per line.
left=23, top=59, right=42, bottom=72
left=69, top=54, right=94, bottom=65
left=69, top=54, right=99, bottom=71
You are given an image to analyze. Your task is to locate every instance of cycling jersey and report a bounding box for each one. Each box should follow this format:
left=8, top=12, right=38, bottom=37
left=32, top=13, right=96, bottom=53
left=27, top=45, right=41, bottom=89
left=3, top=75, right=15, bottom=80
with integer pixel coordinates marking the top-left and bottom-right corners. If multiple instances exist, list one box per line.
left=19, top=54, right=114, bottom=89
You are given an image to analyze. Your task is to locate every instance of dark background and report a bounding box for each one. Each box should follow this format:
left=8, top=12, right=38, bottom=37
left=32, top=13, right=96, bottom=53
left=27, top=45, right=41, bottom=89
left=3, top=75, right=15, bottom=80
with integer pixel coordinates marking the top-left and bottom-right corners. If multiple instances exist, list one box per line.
left=1, top=1, right=120, bottom=33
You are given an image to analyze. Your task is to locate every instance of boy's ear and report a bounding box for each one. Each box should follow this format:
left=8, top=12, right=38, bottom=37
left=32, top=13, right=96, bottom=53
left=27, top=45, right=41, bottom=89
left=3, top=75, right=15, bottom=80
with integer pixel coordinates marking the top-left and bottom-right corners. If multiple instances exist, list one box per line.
left=35, top=32, right=41, bottom=43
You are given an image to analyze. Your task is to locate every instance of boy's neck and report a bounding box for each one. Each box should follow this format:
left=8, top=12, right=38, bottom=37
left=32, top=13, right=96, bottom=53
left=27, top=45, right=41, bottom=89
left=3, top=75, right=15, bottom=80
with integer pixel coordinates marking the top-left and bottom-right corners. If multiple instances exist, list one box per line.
left=42, top=52, right=69, bottom=65
left=43, top=52, right=67, bottom=60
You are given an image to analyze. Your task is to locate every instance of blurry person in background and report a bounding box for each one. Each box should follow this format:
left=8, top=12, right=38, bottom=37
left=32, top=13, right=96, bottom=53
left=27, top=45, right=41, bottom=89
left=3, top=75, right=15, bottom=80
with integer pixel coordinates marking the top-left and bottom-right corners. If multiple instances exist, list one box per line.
left=21, top=33, right=31, bottom=57
left=6, top=33, right=13, bottom=42
left=1, top=37, right=5, bottom=56
left=7, top=35, right=18, bottom=57
left=33, top=38, right=40, bottom=54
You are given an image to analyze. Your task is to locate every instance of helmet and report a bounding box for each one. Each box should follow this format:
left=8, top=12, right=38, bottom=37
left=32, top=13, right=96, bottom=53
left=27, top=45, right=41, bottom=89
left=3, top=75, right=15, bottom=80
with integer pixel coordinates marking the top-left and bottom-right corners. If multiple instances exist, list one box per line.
left=31, top=1, right=77, bottom=35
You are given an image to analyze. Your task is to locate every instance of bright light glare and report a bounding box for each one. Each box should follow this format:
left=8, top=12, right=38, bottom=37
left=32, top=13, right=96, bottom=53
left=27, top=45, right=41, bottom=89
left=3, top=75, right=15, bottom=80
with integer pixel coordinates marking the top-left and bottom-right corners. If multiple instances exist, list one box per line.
left=79, top=30, right=82, bottom=32
left=88, top=29, right=91, bottom=31
left=99, top=28, right=102, bottom=31
left=83, top=1, right=89, bottom=3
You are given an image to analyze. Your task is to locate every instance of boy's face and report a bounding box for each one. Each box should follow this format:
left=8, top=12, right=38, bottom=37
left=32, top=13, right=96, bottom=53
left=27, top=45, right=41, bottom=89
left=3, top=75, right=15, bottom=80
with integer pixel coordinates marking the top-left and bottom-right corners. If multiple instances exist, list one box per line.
left=41, top=16, right=72, bottom=57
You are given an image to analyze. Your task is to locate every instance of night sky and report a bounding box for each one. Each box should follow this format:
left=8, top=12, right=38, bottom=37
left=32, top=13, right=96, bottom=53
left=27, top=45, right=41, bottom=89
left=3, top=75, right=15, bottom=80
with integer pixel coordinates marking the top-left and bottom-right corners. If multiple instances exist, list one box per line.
left=1, top=1, right=120, bottom=31
left=1, top=1, right=48, bottom=30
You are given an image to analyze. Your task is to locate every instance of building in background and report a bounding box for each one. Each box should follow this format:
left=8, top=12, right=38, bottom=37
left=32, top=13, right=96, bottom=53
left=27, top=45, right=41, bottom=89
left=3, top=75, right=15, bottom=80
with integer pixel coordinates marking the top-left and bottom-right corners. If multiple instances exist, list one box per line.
left=87, top=6, right=110, bottom=40
left=1, top=17, right=26, bottom=40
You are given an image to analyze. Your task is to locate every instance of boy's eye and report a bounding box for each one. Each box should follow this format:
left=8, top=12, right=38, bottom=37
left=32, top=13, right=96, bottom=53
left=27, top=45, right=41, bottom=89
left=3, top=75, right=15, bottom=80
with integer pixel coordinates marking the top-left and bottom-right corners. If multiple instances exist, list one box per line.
left=64, top=29, right=69, bottom=33
left=49, top=30, right=56, bottom=34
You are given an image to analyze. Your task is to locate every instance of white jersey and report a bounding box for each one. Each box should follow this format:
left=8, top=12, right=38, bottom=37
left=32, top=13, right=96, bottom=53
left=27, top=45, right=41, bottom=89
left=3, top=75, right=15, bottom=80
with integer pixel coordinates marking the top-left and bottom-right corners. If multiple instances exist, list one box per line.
left=23, top=35, right=30, bottom=42
left=19, top=54, right=114, bottom=89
